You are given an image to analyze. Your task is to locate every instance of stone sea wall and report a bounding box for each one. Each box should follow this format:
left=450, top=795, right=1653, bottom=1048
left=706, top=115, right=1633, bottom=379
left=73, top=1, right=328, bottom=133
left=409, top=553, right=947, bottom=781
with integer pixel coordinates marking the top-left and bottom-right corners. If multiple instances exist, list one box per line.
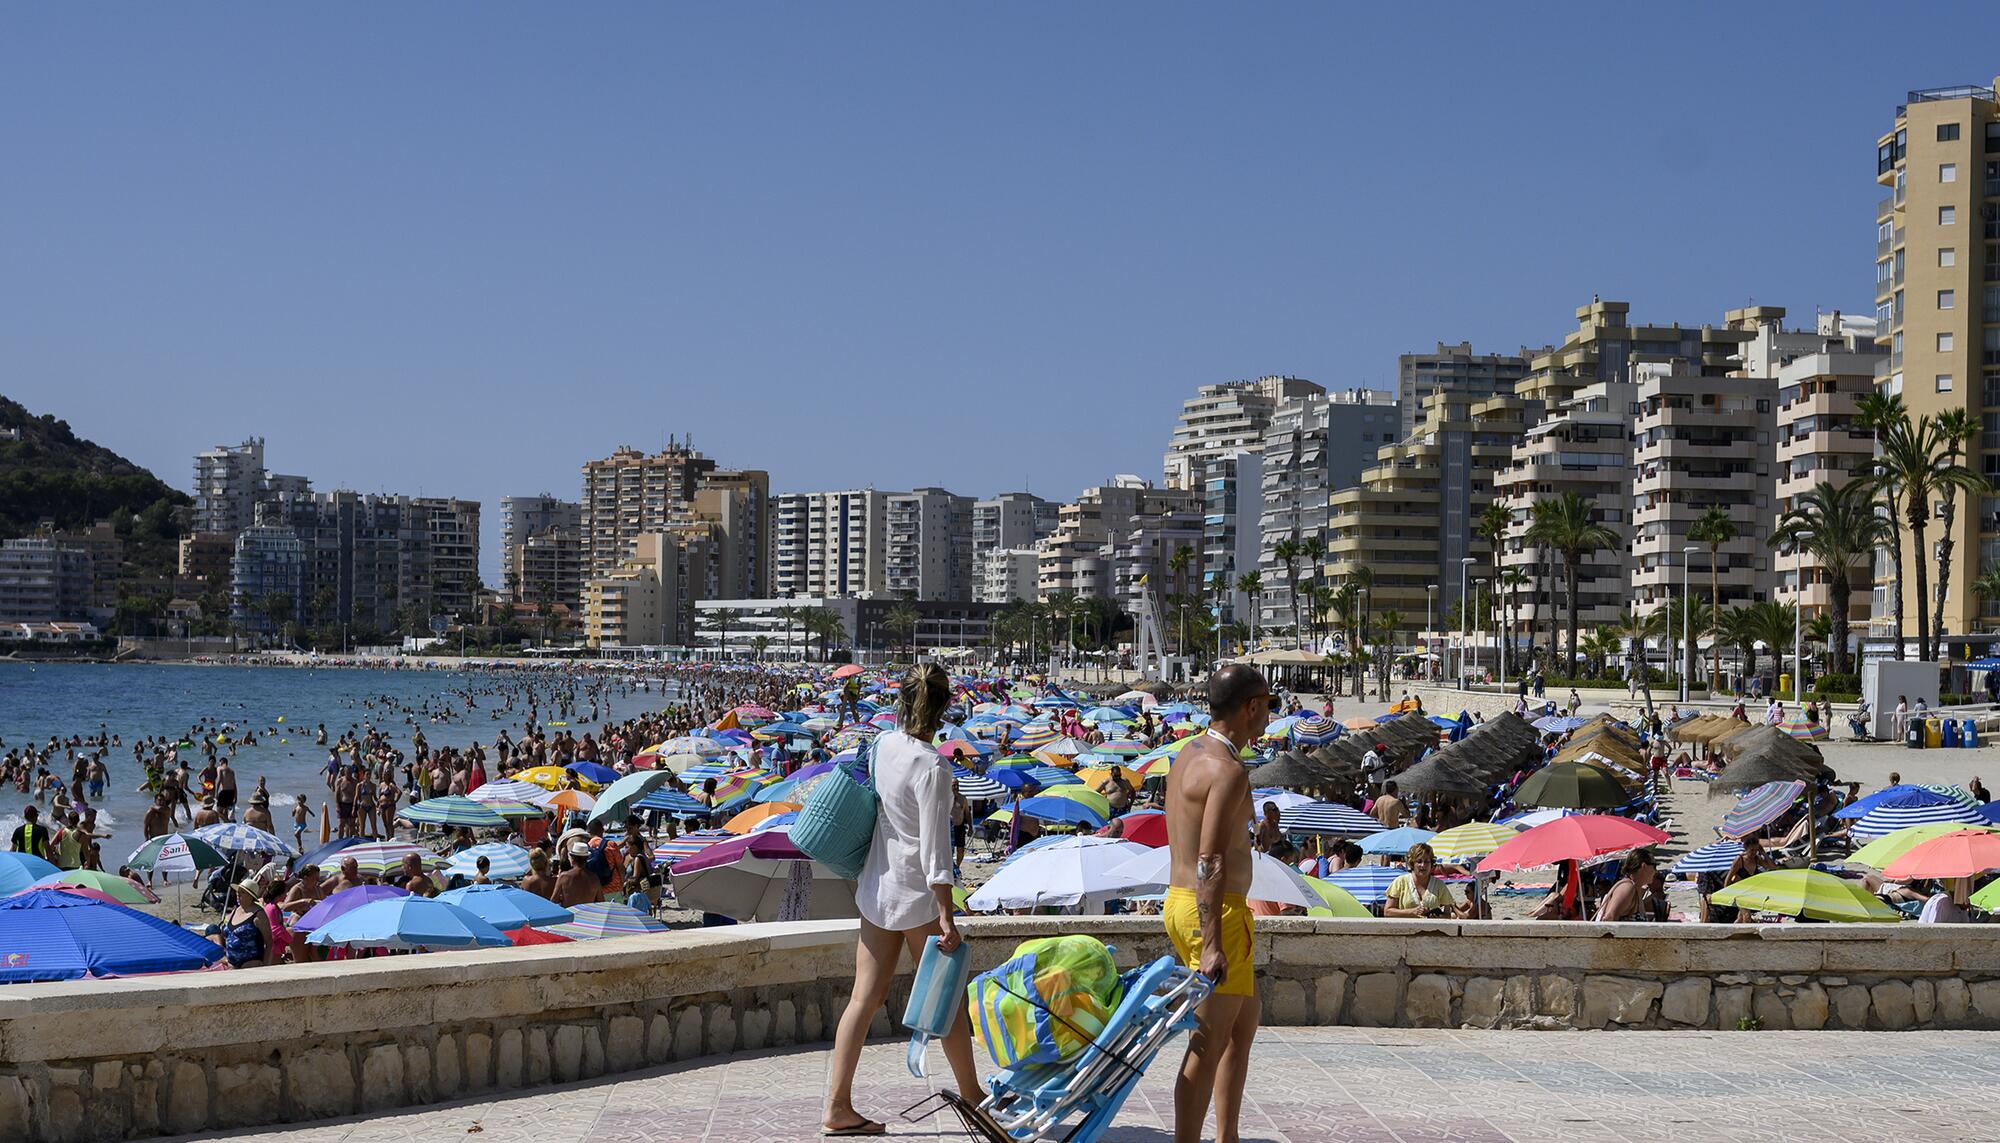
left=2, top=917, right=1997, bottom=1142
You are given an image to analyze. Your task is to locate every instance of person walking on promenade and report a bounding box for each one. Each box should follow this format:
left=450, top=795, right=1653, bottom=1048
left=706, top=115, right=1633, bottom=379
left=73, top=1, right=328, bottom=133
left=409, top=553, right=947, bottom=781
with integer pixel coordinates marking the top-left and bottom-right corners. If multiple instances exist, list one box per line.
left=824, top=664, right=976, bottom=1136
left=1164, top=663, right=1271, bottom=1143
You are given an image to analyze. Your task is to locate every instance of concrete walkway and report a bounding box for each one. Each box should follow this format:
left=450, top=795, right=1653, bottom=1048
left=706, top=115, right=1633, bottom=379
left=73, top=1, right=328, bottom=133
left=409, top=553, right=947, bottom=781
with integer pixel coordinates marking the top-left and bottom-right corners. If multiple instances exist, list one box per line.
left=173, top=1027, right=2000, bottom=1142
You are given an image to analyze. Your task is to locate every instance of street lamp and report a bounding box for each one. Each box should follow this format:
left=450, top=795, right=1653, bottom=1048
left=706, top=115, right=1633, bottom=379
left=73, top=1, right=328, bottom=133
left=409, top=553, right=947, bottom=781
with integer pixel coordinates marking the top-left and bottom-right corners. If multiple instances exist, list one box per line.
left=1792, top=532, right=1814, bottom=705
left=1458, top=557, right=1476, bottom=690
left=1426, top=584, right=1438, bottom=681
left=1468, top=577, right=1484, bottom=687
left=1680, top=545, right=1699, bottom=703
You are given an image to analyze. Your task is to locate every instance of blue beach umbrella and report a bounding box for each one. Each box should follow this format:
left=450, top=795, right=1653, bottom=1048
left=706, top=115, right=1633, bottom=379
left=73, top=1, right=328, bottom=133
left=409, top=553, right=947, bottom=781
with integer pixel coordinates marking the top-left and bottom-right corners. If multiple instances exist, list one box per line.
left=436, top=883, right=573, bottom=929
left=1359, top=827, right=1437, bottom=857
left=399, top=796, right=508, bottom=830
left=1718, top=781, right=1806, bottom=840
left=0, top=892, right=222, bottom=981
left=191, top=822, right=296, bottom=857
left=635, top=789, right=718, bottom=816
left=1669, top=840, right=1743, bottom=875
left=1277, top=802, right=1382, bottom=836
left=567, top=762, right=621, bottom=787
left=442, top=842, right=534, bottom=881
left=0, top=852, right=64, bottom=896
left=292, top=885, right=409, bottom=934
left=1289, top=714, right=1342, bottom=746
left=1834, top=784, right=1968, bottom=819
left=1016, top=796, right=1109, bottom=830
left=306, top=896, right=511, bottom=951
left=1849, top=799, right=1987, bottom=840
left=1326, top=864, right=1403, bottom=906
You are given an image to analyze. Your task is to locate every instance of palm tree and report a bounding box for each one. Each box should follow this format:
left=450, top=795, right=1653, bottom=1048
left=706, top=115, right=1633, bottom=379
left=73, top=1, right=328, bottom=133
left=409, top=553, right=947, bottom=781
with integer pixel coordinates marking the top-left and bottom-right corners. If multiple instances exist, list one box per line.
left=1527, top=492, right=1618, bottom=678
left=1307, top=583, right=1336, bottom=656
left=1931, top=407, right=1980, bottom=649
left=1273, top=538, right=1303, bottom=649
left=775, top=605, right=800, bottom=661
left=1476, top=500, right=1512, bottom=676
left=885, top=603, right=920, bottom=656
left=1527, top=499, right=1558, bottom=673
left=1166, top=546, right=1195, bottom=654
left=1873, top=412, right=1987, bottom=662
left=1497, top=566, right=1527, bottom=683
left=1372, top=610, right=1402, bottom=699
left=1771, top=480, right=1890, bottom=677
left=750, top=634, right=771, bottom=661
left=1749, top=601, right=1799, bottom=690
left=1328, top=584, right=1360, bottom=697
left=1615, top=607, right=1659, bottom=712
left=1580, top=627, right=1619, bottom=678
left=1686, top=505, right=1739, bottom=688
left=1854, top=392, right=1908, bottom=658
left=1235, top=570, right=1262, bottom=648
left=1717, top=605, right=1760, bottom=688
left=1974, top=565, right=2000, bottom=631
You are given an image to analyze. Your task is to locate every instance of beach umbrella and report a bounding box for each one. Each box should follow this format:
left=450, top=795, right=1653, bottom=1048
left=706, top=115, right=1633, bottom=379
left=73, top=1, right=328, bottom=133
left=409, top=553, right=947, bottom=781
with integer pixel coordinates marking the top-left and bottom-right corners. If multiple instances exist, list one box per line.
left=955, top=772, right=1006, bottom=800
left=1668, top=840, right=1744, bottom=875
left=936, top=740, right=983, bottom=760
left=1778, top=716, right=1829, bottom=741
left=191, top=822, right=296, bottom=857
left=543, top=901, right=667, bottom=939
left=329, top=841, right=442, bottom=876
left=0, top=852, right=62, bottom=896
left=1290, top=714, right=1342, bottom=746
left=31, top=870, right=158, bottom=905
left=723, top=802, right=801, bottom=834
left=1881, top=829, right=2000, bottom=880
left=514, top=766, right=571, bottom=790
left=1249, top=789, right=1320, bottom=814
left=1111, top=810, right=1168, bottom=847
left=1531, top=715, right=1589, bottom=733
left=635, top=788, right=717, bottom=818
left=436, top=883, right=573, bottom=929
left=1497, top=808, right=1580, bottom=830
left=546, top=789, right=596, bottom=814
left=291, top=836, right=364, bottom=875
left=1277, top=802, right=1381, bottom=836
left=656, top=737, right=728, bottom=758
left=1718, top=781, right=1807, bottom=840
left=567, top=762, right=621, bottom=787
left=1707, top=869, right=1900, bottom=923
left=1359, top=827, right=1436, bottom=857
left=1476, top=815, right=1670, bottom=873
left=307, top=896, right=512, bottom=950
left=1081, top=706, right=1131, bottom=725
left=467, top=779, right=556, bottom=807
left=1036, top=786, right=1113, bottom=818
left=1325, top=864, right=1402, bottom=905
left=653, top=829, right=734, bottom=867
left=1103, top=847, right=1319, bottom=909
left=1834, top=784, right=1968, bottom=819
left=966, top=836, right=1153, bottom=911
left=1016, top=795, right=1108, bottom=829
left=1511, top=761, right=1629, bottom=810
left=15, top=884, right=129, bottom=907
left=1845, top=823, right=1997, bottom=870
left=0, top=893, right=222, bottom=982
left=125, top=834, right=227, bottom=877
left=400, top=796, right=508, bottom=830
left=442, top=842, right=534, bottom=881
left=291, top=884, right=410, bottom=934
left=1303, top=877, right=1374, bottom=918
left=1848, top=799, right=1987, bottom=840
left=507, top=925, right=575, bottom=946
left=482, top=800, right=550, bottom=821
left=1427, top=822, right=1520, bottom=864
left=670, top=831, right=857, bottom=922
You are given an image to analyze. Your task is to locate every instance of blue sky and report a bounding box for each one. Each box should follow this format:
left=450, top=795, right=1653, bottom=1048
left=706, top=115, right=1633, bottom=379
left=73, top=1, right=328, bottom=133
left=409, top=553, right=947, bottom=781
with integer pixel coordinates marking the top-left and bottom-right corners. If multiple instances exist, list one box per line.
left=3, top=4, right=1997, bottom=581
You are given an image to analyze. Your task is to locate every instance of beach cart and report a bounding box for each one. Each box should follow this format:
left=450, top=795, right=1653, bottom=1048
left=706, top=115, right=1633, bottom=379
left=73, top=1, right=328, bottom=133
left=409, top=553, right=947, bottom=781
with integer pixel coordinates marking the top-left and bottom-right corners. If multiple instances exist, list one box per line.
left=913, top=953, right=1211, bottom=1142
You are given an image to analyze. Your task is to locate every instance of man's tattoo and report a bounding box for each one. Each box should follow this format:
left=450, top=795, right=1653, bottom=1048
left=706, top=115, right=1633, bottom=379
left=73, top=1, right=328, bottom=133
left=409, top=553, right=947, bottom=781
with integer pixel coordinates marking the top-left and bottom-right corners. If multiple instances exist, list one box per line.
left=1198, top=901, right=1213, bottom=927
left=1196, top=854, right=1222, bottom=883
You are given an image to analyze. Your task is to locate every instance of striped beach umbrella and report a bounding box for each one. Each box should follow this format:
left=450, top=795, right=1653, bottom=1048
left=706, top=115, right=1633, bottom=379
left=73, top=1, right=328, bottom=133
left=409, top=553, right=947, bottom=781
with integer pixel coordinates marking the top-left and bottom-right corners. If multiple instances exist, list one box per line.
left=482, top=800, right=551, bottom=820
left=634, top=789, right=717, bottom=817
left=1707, top=869, right=1900, bottom=923
left=1277, top=802, right=1381, bottom=836
left=125, top=833, right=227, bottom=877
left=1011, top=724, right=1061, bottom=751
left=1849, top=798, right=1987, bottom=840
left=954, top=770, right=1006, bottom=801
left=1778, top=716, right=1829, bottom=741
left=328, top=841, right=443, bottom=876
left=1718, top=781, right=1806, bottom=840
left=1532, top=715, right=1589, bottom=733
left=1325, top=864, right=1402, bottom=905
left=1290, top=714, right=1342, bottom=746
left=1668, top=839, right=1744, bottom=875
left=442, top=842, right=534, bottom=880
left=400, top=796, right=509, bottom=830
left=466, top=780, right=556, bottom=807
left=1427, top=822, right=1520, bottom=864
left=543, top=901, right=667, bottom=939
left=653, top=829, right=733, bottom=867
left=191, top=822, right=296, bottom=857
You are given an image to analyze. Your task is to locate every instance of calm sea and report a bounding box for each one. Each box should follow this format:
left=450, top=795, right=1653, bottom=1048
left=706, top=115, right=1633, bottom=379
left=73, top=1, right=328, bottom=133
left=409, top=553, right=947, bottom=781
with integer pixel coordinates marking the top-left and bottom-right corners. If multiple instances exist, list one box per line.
left=0, top=661, right=674, bottom=866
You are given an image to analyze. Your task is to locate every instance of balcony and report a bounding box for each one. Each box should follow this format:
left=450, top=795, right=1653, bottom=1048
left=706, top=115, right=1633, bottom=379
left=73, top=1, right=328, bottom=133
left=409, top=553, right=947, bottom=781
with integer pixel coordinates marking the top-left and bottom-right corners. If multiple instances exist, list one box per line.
left=1879, top=195, right=1895, bottom=221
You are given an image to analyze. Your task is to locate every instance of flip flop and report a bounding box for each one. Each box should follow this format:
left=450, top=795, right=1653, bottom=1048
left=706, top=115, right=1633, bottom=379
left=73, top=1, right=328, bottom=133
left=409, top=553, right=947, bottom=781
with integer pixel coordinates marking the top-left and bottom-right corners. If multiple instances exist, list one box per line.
left=822, top=1119, right=886, bottom=1137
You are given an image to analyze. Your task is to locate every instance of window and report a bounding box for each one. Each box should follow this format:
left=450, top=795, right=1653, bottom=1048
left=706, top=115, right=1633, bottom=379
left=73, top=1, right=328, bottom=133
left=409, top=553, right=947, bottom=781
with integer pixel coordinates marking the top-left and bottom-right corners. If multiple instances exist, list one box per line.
left=1939, top=374, right=1956, bottom=393
left=1942, top=247, right=1958, bottom=267
left=1943, top=163, right=1959, bottom=183
left=1942, top=205, right=1959, bottom=225
left=1941, top=289, right=1958, bottom=310
left=1940, top=123, right=1962, bottom=142
left=1941, top=332, right=1957, bottom=352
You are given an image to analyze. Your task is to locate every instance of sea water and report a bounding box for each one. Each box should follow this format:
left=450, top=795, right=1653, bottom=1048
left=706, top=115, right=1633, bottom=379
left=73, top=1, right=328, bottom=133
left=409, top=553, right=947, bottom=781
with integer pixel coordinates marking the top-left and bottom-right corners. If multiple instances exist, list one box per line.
left=0, top=661, right=674, bottom=867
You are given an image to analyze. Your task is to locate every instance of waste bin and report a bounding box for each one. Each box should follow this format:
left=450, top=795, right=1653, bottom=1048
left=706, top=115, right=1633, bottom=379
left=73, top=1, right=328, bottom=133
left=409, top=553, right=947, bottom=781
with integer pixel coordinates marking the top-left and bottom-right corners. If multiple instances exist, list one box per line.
left=1944, top=719, right=1962, bottom=748
left=1925, top=718, right=1944, bottom=748
left=1907, top=720, right=1926, bottom=749
left=1779, top=673, right=1792, bottom=698
left=1965, top=719, right=1980, bottom=749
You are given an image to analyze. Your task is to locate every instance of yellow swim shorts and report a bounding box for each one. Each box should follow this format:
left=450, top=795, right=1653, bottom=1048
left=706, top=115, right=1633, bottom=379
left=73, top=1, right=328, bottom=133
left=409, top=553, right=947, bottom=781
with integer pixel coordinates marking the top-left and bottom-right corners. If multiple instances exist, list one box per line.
left=1162, top=886, right=1255, bottom=997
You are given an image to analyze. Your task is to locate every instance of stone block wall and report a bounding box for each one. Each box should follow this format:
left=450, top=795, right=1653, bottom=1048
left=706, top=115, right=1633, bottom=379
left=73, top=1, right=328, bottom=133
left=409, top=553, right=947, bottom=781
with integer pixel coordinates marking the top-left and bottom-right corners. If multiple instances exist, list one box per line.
left=1, top=918, right=1996, bottom=1141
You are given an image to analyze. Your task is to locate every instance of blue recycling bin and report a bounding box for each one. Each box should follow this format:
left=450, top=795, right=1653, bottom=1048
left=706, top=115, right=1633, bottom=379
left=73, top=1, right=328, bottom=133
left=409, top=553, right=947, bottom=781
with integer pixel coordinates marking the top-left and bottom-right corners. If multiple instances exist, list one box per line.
left=1964, top=719, right=1980, bottom=749
left=1944, top=719, right=1962, bottom=748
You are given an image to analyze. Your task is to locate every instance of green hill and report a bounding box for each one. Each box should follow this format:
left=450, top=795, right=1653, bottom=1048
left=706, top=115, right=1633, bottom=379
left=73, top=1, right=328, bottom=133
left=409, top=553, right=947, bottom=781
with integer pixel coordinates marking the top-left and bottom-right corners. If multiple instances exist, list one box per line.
left=0, top=395, right=190, bottom=580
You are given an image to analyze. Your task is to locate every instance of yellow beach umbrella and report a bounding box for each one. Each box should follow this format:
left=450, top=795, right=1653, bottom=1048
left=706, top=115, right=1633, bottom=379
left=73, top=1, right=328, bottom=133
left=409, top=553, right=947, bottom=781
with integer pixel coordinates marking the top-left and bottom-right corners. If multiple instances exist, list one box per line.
left=1038, top=786, right=1112, bottom=819
left=1846, top=823, right=1998, bottom=870
left=723, top=801, right=802, bottom=834
left=515, top=766, right=569, bottom=791
left=1428, top=822, right=1520, bottom=865
left=1303, top=877, right=1374, bottom=918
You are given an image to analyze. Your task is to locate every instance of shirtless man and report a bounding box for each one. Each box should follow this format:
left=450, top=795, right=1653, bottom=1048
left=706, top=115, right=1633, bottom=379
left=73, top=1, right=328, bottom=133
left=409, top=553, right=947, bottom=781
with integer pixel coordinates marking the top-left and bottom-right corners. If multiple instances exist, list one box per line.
left=398, top=852, right=438, bottom=898
left=553, top=842, right=602, bottom=907
left=325, top=856, right=366, bottom=894
left=1164, top=663, right=1271, bottom=1143
left=141, top=796, right=170, bottom=842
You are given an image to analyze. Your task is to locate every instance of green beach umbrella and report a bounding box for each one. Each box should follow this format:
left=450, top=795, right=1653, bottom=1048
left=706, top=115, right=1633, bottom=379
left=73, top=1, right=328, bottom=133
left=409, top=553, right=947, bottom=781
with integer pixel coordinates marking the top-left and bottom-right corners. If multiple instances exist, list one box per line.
left=32, top=870, right=160, bottom=906
left=1512, top=760, right=1629, bottom=810
left=1303, top=876, right=1374, bottom=918
left=1707, top=869, right=1900, bottom=923
left=126, top=833, right=227, bottom=877
left=1846, top=823, right=1998, bottom=870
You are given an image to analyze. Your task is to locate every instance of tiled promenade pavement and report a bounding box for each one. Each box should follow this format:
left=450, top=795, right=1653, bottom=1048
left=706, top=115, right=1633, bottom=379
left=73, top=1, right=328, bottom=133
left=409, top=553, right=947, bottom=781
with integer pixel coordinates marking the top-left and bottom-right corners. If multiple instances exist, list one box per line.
left=180, top=1027, right=2000, bottom=1143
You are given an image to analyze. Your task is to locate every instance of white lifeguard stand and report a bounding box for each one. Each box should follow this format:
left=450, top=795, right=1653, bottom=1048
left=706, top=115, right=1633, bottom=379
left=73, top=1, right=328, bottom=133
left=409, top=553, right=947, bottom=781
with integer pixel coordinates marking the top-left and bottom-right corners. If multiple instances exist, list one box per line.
left=1132, top=588, right=1169, bottom=681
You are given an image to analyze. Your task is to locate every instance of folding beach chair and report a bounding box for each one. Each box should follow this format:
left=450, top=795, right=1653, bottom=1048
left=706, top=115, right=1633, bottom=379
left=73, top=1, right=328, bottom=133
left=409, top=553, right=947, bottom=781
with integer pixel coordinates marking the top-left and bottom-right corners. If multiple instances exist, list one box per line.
left=907, top=955, right=1211, bottom=1143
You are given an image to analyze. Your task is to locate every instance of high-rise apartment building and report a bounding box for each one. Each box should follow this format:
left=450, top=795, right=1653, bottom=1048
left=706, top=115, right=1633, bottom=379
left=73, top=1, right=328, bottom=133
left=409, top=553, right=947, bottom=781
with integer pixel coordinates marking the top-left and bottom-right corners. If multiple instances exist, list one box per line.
left=1200, top=451, right=1263, bottom=631
left=228, top=526, right=306, bottom=636
left=971, top=493, right=1058, bottom=566
left=580, top=443, right=716, bottom=580
left=414, top=498, right=481, bottom=618
left=1874, top=80, right=2000, bottom=637
left=500, top=495, right=585, bottom=609
left=583, top=533, right=683, bottom=648
left=697, top=469, right=771, bottom=600
left=1255, top=389, right=1399, bottom=638
left=1163, top=376, right=1324, bottom=490
left=257, top=491, right=433, bottom=634
left=192, top=438, right=309, bottom=537
left=0, top=538, right=98, bottom=625
left=1396, top=343, right=1534, bottom=440
left=1773, top=315, right=1886, bottom=624
left=770, top=489, right=893, bottom=598
left=1112, top=505, right=1206, bottom=629
left=976, top=548, right=1040, bottom=604
left=1037, top=478, right=1199, bottom=603
left=885, top=488, right=973, bottom=601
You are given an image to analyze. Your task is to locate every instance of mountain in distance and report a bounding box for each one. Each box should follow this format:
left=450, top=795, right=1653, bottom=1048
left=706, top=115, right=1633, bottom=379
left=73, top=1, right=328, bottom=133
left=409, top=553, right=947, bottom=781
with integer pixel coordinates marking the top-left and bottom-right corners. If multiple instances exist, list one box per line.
left=0, top=394, right=190, bottom=580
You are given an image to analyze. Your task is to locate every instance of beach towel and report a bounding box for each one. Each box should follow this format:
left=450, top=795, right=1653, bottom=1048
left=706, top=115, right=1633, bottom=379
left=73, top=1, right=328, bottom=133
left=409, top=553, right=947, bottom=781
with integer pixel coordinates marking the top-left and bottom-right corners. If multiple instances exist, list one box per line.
left=967, top=934, right=1123, bottom=1070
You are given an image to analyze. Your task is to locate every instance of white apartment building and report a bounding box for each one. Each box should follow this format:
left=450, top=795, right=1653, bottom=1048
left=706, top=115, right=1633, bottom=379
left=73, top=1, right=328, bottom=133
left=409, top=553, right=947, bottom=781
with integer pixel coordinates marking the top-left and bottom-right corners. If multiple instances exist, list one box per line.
left=885, top=487, right=973, bottom=601
left=1163, top=376, right=1323, bottom=490
left=1036, top=478, right=1197, bottom=602
left=500, top=494, right=584, bottom=607
left=976, top=548, right=1040, bottom=604
left=1772, top=315, right=1885, bottom=623
left=770, top=489, right=893, bottom=598
left=1254, top=389, right=1400, bottom=638
left=192, top=438, right=309, bottom=536
left=971, top=493, right=1057, bottom=565
left=1200, top=450, right=1263, bottom=629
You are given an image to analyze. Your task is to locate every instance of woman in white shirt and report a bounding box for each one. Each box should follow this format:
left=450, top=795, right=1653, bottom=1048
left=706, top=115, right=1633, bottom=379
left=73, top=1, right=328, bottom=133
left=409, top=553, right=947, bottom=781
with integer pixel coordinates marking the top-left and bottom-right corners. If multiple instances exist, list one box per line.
left=824, top=664, right=977, bottom=1136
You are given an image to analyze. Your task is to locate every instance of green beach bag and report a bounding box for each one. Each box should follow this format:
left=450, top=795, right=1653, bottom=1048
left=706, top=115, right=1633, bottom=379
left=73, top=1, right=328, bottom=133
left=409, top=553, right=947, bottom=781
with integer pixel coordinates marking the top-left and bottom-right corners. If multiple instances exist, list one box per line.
left=791, top=736, right=877, bottom=880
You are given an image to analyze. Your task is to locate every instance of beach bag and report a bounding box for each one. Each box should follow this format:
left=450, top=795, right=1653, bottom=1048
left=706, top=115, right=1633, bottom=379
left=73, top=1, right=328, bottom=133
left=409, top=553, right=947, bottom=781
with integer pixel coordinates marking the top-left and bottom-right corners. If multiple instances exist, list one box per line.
left=967, top=934, right=1124, bottom=1070
left=791, top=737, right=877, bottom=880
